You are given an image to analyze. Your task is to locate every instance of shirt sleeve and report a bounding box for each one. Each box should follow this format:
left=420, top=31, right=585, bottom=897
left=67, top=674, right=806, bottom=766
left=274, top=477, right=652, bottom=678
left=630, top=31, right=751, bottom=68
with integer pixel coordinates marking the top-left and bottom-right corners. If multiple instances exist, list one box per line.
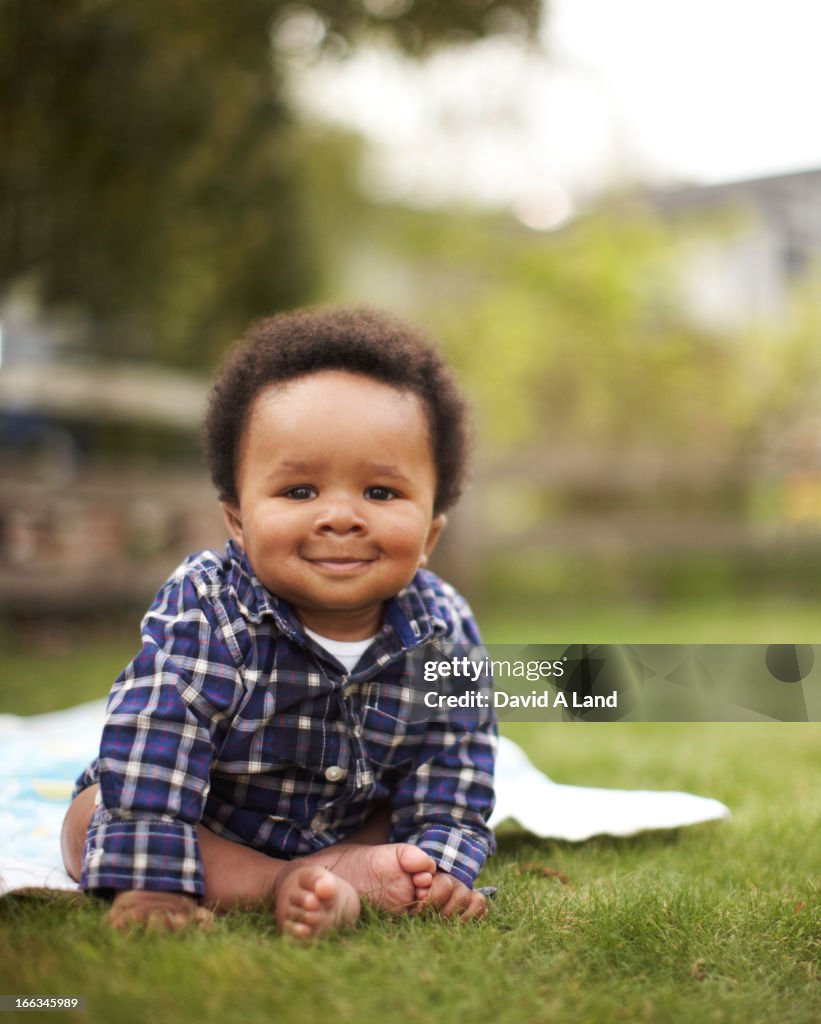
left=80, top=566, right=244, bottom=897
left=389, top=713, right=497, bottom=888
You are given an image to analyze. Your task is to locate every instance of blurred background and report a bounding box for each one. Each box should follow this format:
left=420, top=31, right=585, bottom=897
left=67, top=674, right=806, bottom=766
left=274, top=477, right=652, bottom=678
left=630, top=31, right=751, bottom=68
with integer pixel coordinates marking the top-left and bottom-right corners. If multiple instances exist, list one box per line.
left=3, top=0, right=821, bottom=709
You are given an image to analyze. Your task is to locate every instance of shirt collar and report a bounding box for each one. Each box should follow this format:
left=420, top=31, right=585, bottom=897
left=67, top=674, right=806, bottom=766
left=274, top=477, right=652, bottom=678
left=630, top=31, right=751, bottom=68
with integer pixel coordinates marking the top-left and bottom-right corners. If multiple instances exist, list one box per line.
left=224, top=540, right=302, bottom=640
left=224, top=540, right=448, bottom=651
left=386, top=574, right=449, bottom=647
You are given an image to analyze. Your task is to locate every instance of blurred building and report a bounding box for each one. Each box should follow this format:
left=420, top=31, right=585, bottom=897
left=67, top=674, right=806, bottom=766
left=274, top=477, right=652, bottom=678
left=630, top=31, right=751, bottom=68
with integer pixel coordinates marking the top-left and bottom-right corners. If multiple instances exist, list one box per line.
left=0, top=310, right=225, bottom=615
left=651, top=167, right=821, bottom=331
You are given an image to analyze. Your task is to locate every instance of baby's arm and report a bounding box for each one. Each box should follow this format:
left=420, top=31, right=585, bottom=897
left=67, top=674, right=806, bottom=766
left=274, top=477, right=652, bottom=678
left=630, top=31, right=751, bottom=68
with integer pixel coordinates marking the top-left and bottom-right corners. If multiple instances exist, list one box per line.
left=81, top=567, right=244, bottom=918
left=386, top=584, right=497, bottom=904
left=388, top=635, right=497, bottom=902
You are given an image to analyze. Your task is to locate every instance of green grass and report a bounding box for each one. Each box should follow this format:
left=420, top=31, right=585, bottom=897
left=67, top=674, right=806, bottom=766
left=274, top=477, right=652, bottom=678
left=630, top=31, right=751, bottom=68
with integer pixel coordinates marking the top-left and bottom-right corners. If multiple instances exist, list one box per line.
left=1, top=608, right=819, bottom=1023
left=1, top=723, right=818, bottom=1024
left=0, top=619, right=139, bottom=716
left=480, top=596, right=821, bottom=644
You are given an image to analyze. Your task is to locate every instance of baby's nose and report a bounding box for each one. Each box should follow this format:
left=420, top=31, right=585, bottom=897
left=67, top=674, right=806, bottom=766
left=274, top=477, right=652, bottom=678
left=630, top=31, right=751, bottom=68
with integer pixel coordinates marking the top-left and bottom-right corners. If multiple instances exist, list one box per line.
left=315, top=495, right=367, bottom=533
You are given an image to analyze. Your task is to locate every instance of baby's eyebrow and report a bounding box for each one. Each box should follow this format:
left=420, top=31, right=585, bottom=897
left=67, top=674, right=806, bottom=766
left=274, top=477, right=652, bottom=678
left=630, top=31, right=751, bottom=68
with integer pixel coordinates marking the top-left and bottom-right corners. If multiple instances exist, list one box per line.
left=365, top=463, right=411, bottom=482
left=267, top=459, right=411, bottom=482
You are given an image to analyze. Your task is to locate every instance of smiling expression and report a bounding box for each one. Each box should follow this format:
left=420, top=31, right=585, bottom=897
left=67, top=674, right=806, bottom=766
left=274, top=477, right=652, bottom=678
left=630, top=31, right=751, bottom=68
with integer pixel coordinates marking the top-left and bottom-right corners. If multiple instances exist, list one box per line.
left=222, top=371, right=446, bottom=641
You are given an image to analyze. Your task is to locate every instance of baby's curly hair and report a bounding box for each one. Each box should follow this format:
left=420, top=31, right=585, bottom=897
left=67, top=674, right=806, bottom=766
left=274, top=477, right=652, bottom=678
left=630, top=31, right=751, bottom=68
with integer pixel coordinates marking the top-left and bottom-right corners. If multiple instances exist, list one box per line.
left=204, top=306, right=471, bottom=515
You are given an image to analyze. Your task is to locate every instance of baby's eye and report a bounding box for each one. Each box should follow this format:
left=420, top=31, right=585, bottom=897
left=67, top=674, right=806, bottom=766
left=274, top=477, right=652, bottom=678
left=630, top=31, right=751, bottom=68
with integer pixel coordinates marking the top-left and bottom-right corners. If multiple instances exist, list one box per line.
left=365, top=486, right=397, bottom=501
left=282, top=485, right=316, bottom=501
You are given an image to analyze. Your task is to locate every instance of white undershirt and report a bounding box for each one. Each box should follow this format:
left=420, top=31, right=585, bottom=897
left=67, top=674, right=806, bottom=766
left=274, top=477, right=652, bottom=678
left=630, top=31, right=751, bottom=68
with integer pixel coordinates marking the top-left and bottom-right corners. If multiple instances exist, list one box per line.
left=303, top=626, right=378, bottom=673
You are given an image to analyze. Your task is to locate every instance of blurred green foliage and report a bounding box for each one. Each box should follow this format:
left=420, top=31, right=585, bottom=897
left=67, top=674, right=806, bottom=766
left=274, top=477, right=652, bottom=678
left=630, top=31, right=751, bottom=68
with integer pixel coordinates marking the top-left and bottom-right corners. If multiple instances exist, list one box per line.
left=0, top=0, right=540, bottom=368
left=328, top=195, right=821, bottom=468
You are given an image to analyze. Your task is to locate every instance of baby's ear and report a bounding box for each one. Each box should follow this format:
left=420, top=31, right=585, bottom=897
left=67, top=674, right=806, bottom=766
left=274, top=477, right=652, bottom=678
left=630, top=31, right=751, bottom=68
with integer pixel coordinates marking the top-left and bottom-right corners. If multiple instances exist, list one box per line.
left=419, top=514, right=447, bottom=567
left=221, top=502, right=245, bottom=549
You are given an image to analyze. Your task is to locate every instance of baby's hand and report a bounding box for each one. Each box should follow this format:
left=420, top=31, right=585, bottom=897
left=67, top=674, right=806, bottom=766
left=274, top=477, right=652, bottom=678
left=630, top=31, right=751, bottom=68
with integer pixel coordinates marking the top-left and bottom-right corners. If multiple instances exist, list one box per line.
left=108, top=889, right=213, bottom=933
left=416, top=872, right=487, bottom=922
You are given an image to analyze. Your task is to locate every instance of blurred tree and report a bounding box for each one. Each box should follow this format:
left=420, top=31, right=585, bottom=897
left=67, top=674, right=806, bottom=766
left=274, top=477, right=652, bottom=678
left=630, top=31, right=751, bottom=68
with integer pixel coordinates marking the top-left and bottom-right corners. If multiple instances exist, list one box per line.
left=0, top=0, right=541, bottom=368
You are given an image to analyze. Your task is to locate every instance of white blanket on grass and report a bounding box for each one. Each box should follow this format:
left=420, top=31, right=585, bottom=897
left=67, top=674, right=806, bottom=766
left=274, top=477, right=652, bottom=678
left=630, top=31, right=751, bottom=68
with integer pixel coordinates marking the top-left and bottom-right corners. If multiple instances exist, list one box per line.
left=0, top=700, right=730, bottom=896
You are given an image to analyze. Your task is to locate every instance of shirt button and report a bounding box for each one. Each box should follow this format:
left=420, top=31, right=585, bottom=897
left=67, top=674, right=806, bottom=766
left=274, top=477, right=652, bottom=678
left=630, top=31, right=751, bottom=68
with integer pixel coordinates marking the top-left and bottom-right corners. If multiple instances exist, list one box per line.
left=311, top=814, right=326, bottom=831
left=324, top=765, right=347, bottom=782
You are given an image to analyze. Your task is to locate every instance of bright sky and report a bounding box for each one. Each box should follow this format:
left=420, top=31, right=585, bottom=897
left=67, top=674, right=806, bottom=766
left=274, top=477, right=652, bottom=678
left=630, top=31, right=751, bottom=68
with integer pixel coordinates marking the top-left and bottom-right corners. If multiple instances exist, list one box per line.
left=290, top=0, right=821, bottom=226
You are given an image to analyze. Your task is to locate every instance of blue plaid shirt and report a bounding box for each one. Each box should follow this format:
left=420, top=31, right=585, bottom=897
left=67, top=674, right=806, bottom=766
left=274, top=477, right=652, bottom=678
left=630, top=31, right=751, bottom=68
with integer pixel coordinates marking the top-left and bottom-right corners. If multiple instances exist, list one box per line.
left=76, top=541, right=496, bottom=897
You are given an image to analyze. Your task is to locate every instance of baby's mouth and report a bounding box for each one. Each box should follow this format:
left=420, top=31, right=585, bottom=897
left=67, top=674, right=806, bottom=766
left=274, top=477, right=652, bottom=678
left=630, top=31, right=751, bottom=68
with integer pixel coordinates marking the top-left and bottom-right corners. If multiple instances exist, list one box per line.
left=304, top=555, right=375, bottom=573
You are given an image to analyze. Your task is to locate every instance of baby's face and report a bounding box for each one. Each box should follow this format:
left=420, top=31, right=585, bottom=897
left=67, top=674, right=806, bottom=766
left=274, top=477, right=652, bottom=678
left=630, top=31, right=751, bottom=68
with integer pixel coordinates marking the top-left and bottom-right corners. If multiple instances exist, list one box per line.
left=223, top=370, right=445, bottom=641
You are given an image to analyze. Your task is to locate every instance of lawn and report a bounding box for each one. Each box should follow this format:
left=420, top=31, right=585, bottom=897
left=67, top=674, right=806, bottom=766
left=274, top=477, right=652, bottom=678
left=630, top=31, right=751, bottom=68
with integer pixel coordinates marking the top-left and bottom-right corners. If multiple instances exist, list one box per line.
left=1, top=604, right=819, bottom=1024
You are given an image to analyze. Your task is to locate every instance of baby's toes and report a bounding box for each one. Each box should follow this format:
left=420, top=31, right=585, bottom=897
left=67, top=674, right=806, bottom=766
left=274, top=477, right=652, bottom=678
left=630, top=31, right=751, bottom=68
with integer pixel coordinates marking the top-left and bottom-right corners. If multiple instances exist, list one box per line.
left=309, top=869, right=339, bottom=905
left=283, top=917, right=313, bottom=940
left=396, top=844, right=436, bottom=877
left=292, top=886, right=321, bottom=913
left=282, top=895, right=321, bottom=936
left=411, top=887, right=432, bottom=914
left=193, top=907, right=215, bottom=932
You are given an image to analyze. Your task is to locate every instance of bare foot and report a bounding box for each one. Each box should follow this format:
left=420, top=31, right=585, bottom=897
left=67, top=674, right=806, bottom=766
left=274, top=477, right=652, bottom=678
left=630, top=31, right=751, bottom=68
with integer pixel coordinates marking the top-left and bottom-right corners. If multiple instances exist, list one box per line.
left=306, top=843, right=436, bottom=914
left=275, top=864, right=360, bottom=940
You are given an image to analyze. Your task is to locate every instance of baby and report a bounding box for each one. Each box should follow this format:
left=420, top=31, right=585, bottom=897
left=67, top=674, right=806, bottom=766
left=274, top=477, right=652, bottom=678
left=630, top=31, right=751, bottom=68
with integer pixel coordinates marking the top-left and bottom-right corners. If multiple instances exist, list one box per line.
left=61, top=307, right=496, bottom=938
